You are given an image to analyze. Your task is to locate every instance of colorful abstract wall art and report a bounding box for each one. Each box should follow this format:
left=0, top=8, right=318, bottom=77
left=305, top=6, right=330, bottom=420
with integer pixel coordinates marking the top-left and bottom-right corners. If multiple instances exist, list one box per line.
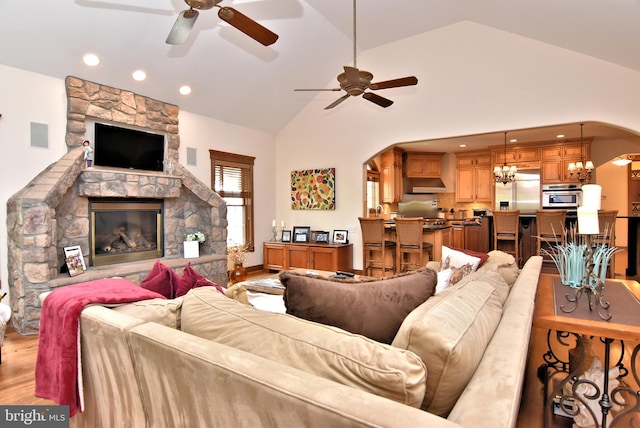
left=291, top=168, right=335, bottom=210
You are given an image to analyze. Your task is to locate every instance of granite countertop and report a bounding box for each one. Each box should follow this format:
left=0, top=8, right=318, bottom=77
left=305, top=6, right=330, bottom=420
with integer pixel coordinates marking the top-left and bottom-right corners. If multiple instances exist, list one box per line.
left=383, top=222, right=450, bottom=231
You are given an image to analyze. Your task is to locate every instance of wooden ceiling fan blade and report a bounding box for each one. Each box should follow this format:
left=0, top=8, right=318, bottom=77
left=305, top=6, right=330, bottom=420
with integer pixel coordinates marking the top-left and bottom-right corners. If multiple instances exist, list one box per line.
left=218, top=6, right=279, bottom=46
left=166, top=9, right=199, bottom=45
left=363, top=92, right=394, bottom=108
left=294, top=88, right=342, bottom=92
left=370, top=76, right=418, bottom=90
left=325, top=94, right=351, bottom=110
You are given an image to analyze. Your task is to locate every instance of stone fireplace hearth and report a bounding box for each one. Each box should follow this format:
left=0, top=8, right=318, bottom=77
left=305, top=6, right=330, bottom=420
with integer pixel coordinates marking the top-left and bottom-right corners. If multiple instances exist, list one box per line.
left=6, top=77, right=228, bottom=334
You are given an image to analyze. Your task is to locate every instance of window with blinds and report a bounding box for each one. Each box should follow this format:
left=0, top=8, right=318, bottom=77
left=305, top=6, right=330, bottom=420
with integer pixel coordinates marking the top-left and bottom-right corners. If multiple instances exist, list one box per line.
left=210, top=150, right=255, bottom=252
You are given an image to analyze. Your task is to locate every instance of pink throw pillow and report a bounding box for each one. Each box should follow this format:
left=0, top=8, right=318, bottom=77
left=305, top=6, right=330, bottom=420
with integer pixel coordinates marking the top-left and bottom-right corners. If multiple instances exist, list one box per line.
left=176, top=262, right=223, bottom=297
left=140, top=260, right=181, bottom=298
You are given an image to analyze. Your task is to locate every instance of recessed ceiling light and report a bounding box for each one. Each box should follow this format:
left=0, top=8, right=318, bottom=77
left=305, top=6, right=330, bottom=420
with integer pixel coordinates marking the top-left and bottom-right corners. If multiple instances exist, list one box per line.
left=132, top=70, right=147, bottom=81
left=459, top=144, right=466, bottom=148
left=83, top=53, right=100, bottom=67
left=179, top=85, right=192, bottom=95
left=509, top=139, right=518, bottom=143
left=556, top=134, right=565, bottom=139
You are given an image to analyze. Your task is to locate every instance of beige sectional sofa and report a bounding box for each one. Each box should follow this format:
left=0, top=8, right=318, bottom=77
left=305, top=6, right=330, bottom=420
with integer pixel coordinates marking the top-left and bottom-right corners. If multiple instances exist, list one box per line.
left=54, top=252, right=542, bottom=428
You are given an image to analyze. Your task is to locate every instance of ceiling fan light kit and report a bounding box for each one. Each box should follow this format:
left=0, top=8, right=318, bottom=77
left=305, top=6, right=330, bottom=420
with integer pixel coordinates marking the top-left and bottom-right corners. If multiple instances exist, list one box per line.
left=294, top=0, right=418, bottom=110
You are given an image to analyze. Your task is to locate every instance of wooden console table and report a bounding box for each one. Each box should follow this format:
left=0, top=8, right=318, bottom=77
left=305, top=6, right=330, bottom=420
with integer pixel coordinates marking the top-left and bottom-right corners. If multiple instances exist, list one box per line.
left=534, top=273, right=640, bottom=427
left=263, top=242, right=353, bottom=273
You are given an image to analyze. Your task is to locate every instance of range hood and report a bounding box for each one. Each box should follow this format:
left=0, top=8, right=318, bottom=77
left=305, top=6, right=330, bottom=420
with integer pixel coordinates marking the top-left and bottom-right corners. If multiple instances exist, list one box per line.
left=405, top=178, right=448, bottom=193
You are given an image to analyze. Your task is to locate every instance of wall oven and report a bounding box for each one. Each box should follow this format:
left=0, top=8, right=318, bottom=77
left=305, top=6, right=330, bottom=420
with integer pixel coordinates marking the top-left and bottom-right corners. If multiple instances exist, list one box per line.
left=541, top=184, right=582, bottom=209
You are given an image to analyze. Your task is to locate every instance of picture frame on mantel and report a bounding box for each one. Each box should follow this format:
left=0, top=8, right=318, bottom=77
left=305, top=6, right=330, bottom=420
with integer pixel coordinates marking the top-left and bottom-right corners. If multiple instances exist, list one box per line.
left=281, top=230, right=292, bottom=242
left=64, top=245, right=86, bottom=277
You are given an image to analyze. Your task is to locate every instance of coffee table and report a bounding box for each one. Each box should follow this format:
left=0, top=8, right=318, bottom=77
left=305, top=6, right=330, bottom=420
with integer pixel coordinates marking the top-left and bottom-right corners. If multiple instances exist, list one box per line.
left=534, top=273, right=640, bottom=427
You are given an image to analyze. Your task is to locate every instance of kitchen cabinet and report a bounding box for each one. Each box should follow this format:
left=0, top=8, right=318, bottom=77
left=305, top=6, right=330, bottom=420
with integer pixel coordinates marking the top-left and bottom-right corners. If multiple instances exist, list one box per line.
left=404, top=153, right=443, bottom=178
left=541, top=141, right=591, bottom=183
left=494, top=147, right=540, bottom=165
left=263, top=242, right=353, bottom=272
left=456, top=152, right=493, bottom=203
left=451, top=223, right=465, bottom=248
left=464, top=221, right=490, bottom=253
left=380, top=147, right=403, bottom=203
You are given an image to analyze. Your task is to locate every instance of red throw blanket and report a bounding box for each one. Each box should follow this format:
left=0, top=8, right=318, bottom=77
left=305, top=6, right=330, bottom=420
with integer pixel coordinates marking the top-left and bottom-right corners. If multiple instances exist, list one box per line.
left=35, top=278, right=165, bottom=416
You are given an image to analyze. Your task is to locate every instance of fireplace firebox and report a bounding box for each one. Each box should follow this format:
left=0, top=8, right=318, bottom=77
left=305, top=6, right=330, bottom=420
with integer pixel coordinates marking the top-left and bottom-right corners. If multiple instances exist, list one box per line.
left=90, top=199, right=163, bottom=266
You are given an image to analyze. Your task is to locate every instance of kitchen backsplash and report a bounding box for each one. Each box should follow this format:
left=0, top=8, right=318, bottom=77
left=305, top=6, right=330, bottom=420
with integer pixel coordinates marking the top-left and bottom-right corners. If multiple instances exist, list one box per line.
left=435, top=193, right=492, bottom=215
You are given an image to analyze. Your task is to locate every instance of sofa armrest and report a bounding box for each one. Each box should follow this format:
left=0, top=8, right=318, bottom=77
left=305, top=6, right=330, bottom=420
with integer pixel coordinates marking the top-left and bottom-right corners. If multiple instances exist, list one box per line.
left=447, top=256, right=542, bottom=428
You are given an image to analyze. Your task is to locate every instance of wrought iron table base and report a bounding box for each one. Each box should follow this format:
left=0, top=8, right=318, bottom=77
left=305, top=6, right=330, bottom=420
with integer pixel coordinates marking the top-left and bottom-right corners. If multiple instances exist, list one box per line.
left=540, top=331, right=639, bottom=427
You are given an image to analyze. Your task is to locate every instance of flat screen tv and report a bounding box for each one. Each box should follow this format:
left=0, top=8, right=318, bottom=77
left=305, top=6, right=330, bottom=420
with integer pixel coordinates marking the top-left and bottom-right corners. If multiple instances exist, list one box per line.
left=94, top=123, right=164, bottom=171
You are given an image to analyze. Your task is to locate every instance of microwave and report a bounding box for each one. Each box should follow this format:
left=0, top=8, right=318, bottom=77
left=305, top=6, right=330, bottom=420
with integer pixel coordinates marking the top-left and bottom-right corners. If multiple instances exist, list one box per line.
left=541, top=184, right=582, bottom=209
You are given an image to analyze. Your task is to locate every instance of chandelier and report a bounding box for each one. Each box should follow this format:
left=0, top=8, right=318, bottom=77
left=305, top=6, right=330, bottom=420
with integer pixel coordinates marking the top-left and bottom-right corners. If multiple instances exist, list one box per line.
left=567, top=123, right=593, bottom=184
left=494, top=132, right=517, bottom=185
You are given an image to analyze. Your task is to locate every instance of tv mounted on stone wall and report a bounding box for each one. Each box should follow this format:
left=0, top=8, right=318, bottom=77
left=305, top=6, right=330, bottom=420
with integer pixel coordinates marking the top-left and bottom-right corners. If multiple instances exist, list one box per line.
left=94, top=123, right=165, bottom=172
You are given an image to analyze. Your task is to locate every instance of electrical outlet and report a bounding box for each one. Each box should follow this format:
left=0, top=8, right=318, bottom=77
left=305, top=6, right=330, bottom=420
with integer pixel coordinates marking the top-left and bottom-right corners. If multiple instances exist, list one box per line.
left=347, top=225, right=356, bottom=233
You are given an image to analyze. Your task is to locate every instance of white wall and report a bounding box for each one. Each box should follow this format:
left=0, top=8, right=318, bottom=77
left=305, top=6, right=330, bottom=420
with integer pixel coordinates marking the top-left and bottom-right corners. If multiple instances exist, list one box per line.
left=0, top=64, right=276, bottom=299
left=276, top=22, right=640, bottom=269
left=0, top=64, right=68, bottom=298
left=177, top=111, right=276, bottom=268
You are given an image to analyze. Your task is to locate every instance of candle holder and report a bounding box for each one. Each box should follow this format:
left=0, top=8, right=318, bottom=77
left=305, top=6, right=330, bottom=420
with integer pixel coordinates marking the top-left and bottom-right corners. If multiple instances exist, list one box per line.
left=271, top=225, right=278, bottom=241
left=560, top=234, right=612, bottom=321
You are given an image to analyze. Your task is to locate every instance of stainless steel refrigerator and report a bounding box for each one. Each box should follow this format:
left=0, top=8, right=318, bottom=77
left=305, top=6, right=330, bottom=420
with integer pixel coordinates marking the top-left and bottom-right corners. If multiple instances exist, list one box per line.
left=494, top=169, right=541, bottom=214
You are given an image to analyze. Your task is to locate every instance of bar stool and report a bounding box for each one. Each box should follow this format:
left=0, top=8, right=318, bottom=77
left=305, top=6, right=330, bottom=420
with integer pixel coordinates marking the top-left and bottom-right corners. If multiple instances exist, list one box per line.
left=596, top=210, right=618, bottom=277
left=535, top=210, right=567, bottom=262
left=358, top=217, right=396, bottom=277
left=395, top=217, right=433, bottom=273
left=493, top=210, right=520, bottom=266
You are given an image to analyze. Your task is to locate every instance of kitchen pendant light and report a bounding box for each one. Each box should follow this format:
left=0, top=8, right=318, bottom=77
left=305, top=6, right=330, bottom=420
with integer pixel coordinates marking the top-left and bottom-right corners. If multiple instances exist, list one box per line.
left=567, top=123, right=593, bottom=183
left=494, top=132, right=517, bottom=185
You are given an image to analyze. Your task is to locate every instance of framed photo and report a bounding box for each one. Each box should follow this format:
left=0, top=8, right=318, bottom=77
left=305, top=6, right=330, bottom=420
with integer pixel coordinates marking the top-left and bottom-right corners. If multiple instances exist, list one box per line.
left=292, top=226, right=311, bottom=243
left=281, top=230, right=292, bottom=242
left=332, top=230, right=348, bottom=244
left=64, top=245, right=87, bottom=277
left=315, top=231, right=330, bottom=244
left=310, top=230, right=321, bottom=243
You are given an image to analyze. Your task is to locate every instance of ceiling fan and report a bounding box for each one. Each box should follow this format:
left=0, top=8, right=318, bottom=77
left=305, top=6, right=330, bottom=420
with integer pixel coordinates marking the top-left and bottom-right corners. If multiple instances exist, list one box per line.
left=166, top=0, right=278, bottom=46
left=294, top=0, right=418, bottom=110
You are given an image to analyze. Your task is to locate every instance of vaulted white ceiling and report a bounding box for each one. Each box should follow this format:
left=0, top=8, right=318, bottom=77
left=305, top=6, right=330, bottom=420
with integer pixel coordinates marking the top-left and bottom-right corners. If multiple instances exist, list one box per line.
left=1, top=0, right=640, bottom=135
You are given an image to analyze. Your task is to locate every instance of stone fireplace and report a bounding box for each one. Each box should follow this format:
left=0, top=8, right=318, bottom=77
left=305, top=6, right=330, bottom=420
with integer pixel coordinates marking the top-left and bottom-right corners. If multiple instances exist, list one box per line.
left=6, top=76, right=228, bottom=334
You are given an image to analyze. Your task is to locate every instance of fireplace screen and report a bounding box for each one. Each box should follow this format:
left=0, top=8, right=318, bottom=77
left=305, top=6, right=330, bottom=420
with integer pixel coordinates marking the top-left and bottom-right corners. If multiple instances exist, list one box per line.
left=90, top=200, right=163, bottom=266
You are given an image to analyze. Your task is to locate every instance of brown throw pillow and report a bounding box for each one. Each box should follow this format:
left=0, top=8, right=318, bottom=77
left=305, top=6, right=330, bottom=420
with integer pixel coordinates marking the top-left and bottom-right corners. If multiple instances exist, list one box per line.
left=281, top=268, right=437, bottom=344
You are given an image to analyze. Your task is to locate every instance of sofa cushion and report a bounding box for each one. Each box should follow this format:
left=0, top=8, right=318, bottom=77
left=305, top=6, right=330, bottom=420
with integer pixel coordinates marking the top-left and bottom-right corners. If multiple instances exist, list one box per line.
left=479, top=250, right=521, bottom=288
left=391, top=268, right=510, bottom=417
left=140, top=260, right=181, bottom=298
left=181, top=287, right=427, bottom=407
left=281, top=268, right=437, bottom=344
left=113, top=297, right=184, bottom=329
left=175, top=262, right=223, bottom=297
left=452, top=247, right=489, bottom=268
left=223, top=283, right=250, bottom=305
left=440, top=246, right=482, bottom=272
